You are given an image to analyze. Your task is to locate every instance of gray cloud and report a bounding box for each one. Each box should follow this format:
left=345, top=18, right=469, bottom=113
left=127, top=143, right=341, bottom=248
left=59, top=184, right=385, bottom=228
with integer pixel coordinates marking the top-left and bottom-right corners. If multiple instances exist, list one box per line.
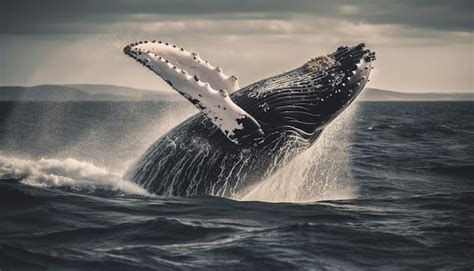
left=1, top=0, right=472, bottom=35
left=1, top=0, right=472, bottom=92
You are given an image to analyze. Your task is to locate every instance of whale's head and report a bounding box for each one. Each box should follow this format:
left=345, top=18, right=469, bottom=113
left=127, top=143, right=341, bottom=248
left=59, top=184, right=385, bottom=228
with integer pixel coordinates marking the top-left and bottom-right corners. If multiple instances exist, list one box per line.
left=233, top=43, right=375, bottom=145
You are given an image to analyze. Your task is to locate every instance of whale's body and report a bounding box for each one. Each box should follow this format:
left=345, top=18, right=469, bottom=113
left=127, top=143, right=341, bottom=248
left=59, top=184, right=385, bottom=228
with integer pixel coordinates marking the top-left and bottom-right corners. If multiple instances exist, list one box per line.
left=124, top=42, right=375, bottom=197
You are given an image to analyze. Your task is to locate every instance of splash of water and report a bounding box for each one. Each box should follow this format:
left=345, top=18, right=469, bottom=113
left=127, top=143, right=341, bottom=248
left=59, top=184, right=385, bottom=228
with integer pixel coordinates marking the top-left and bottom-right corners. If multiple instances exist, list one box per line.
left=236, top=104, right=359, bottom=203
left=2, top=98, right=358, bottom=202
left=0, top=156, right=149, bottom=196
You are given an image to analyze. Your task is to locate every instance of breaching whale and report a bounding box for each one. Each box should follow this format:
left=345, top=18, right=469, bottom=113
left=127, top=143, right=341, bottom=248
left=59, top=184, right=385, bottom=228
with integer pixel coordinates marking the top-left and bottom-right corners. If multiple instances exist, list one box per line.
left=123, top=40, right=375, bottom=197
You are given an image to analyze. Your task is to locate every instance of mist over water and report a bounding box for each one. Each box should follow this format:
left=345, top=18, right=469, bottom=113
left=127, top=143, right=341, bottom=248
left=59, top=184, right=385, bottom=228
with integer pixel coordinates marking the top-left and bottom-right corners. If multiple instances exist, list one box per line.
left=0, top=99, right=357, bottom=202
left=0, top=101, right=203, bottom=197
left=239, top=105, right=358, bottom=202
left=0, top=101, right=196, bottom=174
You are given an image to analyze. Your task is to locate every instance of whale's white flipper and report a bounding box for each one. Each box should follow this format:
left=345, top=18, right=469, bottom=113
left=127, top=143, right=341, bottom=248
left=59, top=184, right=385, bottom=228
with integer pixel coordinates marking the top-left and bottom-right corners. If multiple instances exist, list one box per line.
left=124, top=40, right=263, bottom=145
left=126, top=41, right=239, bottom=92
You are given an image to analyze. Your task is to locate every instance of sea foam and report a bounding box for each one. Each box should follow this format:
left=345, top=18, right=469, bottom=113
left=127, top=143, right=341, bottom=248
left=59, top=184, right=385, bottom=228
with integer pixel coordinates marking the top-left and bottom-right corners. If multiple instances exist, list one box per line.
left=0, top=156, right=149, bottom=196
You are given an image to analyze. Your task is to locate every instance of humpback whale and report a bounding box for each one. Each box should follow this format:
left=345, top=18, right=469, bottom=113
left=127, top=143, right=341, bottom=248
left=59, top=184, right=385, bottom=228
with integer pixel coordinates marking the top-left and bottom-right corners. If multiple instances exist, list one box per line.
left=123, top=41, right=375, bottom=197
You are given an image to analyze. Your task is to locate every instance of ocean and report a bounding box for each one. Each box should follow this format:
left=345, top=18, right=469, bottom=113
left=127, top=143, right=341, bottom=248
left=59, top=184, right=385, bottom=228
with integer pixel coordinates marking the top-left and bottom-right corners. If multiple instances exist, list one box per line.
left=0, top=101, right=473, bottom=270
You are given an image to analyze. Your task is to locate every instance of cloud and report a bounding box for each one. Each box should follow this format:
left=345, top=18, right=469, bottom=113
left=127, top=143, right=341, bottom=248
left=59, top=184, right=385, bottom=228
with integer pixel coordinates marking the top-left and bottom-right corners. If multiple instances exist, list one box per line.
left=1, top=0, right=472, bottom=35
left=0, top=0, right=472, bottom=92
left=339, top=5, right=360, bottom=15
left=106, top=15, right=471, bottom=48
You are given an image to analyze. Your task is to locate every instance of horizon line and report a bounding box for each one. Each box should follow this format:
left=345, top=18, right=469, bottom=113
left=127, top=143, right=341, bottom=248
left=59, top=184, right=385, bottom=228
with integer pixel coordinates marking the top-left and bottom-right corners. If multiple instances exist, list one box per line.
left=0, top=83, right=473, bottom=94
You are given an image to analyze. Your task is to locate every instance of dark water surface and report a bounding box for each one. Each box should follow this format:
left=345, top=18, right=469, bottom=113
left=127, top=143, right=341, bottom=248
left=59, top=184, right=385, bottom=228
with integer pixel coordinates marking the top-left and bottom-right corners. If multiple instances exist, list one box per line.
left=0, top=101, right=473, bottom=270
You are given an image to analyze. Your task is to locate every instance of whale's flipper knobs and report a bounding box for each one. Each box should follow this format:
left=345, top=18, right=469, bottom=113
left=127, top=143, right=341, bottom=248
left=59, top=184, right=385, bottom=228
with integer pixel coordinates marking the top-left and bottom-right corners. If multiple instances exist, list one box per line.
left=365, top=51, right=376, bottom=61
left=125, top=40, right=239, bottom=93
left=219, top=89, right=228, bottom=97
left=124, top=40, right=262, bottom=145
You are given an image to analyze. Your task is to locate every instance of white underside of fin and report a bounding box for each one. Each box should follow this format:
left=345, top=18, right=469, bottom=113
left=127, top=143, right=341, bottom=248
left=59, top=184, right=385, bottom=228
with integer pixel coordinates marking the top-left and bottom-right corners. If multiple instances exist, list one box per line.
left=128, top=41, right=239, bottom=92
left=124, top=40, right=262, bottom=145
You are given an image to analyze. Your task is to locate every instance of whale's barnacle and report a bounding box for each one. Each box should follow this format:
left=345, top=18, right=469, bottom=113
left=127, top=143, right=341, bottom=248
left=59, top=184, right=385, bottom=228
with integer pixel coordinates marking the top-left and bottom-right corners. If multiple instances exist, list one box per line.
left=306, top=56, right=335, bottom=72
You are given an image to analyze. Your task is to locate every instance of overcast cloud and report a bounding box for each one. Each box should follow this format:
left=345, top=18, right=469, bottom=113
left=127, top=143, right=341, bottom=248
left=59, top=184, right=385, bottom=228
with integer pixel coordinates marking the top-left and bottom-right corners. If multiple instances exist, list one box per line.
left=0, top=0, right=472, bottom=92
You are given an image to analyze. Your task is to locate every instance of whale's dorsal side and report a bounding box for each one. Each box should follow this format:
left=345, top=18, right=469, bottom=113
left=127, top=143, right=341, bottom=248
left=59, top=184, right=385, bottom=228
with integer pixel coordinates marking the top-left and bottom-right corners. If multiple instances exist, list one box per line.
left=124, top=40, right=263, bottom=145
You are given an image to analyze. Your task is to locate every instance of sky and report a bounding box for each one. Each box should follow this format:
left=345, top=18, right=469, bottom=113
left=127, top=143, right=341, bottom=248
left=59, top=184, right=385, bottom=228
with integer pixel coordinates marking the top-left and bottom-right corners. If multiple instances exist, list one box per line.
left=0, top=0, right=473, bottom=92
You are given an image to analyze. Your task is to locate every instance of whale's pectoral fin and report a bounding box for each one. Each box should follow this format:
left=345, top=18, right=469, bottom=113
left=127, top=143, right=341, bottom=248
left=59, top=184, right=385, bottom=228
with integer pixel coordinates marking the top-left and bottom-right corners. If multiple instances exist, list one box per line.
left=124, top=40, right=264, bottom=146
left=125, top=40, right=239, bottom=92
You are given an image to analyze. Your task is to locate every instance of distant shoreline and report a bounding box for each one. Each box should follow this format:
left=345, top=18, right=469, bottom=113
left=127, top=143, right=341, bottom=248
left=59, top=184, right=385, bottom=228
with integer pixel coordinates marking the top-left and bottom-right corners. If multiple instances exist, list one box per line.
left=1, top=84, right=473, bottom=102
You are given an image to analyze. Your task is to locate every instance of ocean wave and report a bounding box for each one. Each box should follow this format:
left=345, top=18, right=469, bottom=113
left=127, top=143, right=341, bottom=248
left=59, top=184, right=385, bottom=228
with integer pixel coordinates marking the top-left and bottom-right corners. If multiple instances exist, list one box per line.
left=366, top=124, right=394, bottom=130
left=12, top=217, right=238, bottom=247
left=427, top=164, right=474, bottom=176
left=0, top=180, right=41, bottom=208
left=0, top=156, right=149, bottom=196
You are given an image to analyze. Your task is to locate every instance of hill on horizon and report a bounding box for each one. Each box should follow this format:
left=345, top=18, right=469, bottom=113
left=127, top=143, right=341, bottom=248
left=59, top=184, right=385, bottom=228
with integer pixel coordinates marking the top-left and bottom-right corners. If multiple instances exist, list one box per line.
left=0, top=84, right=181, bottom=101
left=359, top=88, right=474, bottom=101
left=0, top=84, right=472, bottom=101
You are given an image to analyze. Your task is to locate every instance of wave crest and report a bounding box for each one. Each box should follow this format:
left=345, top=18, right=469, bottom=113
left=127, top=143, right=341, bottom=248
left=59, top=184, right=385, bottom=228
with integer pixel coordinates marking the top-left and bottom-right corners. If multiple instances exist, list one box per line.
left=0, top=156, right=149, bottom=196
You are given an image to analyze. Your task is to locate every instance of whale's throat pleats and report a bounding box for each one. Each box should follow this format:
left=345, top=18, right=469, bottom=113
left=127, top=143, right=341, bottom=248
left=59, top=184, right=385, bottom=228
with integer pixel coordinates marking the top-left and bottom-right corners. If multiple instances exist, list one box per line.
left=230, top=44, right=374, bottom=144
left=228, top=61, right=338, bottom=144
